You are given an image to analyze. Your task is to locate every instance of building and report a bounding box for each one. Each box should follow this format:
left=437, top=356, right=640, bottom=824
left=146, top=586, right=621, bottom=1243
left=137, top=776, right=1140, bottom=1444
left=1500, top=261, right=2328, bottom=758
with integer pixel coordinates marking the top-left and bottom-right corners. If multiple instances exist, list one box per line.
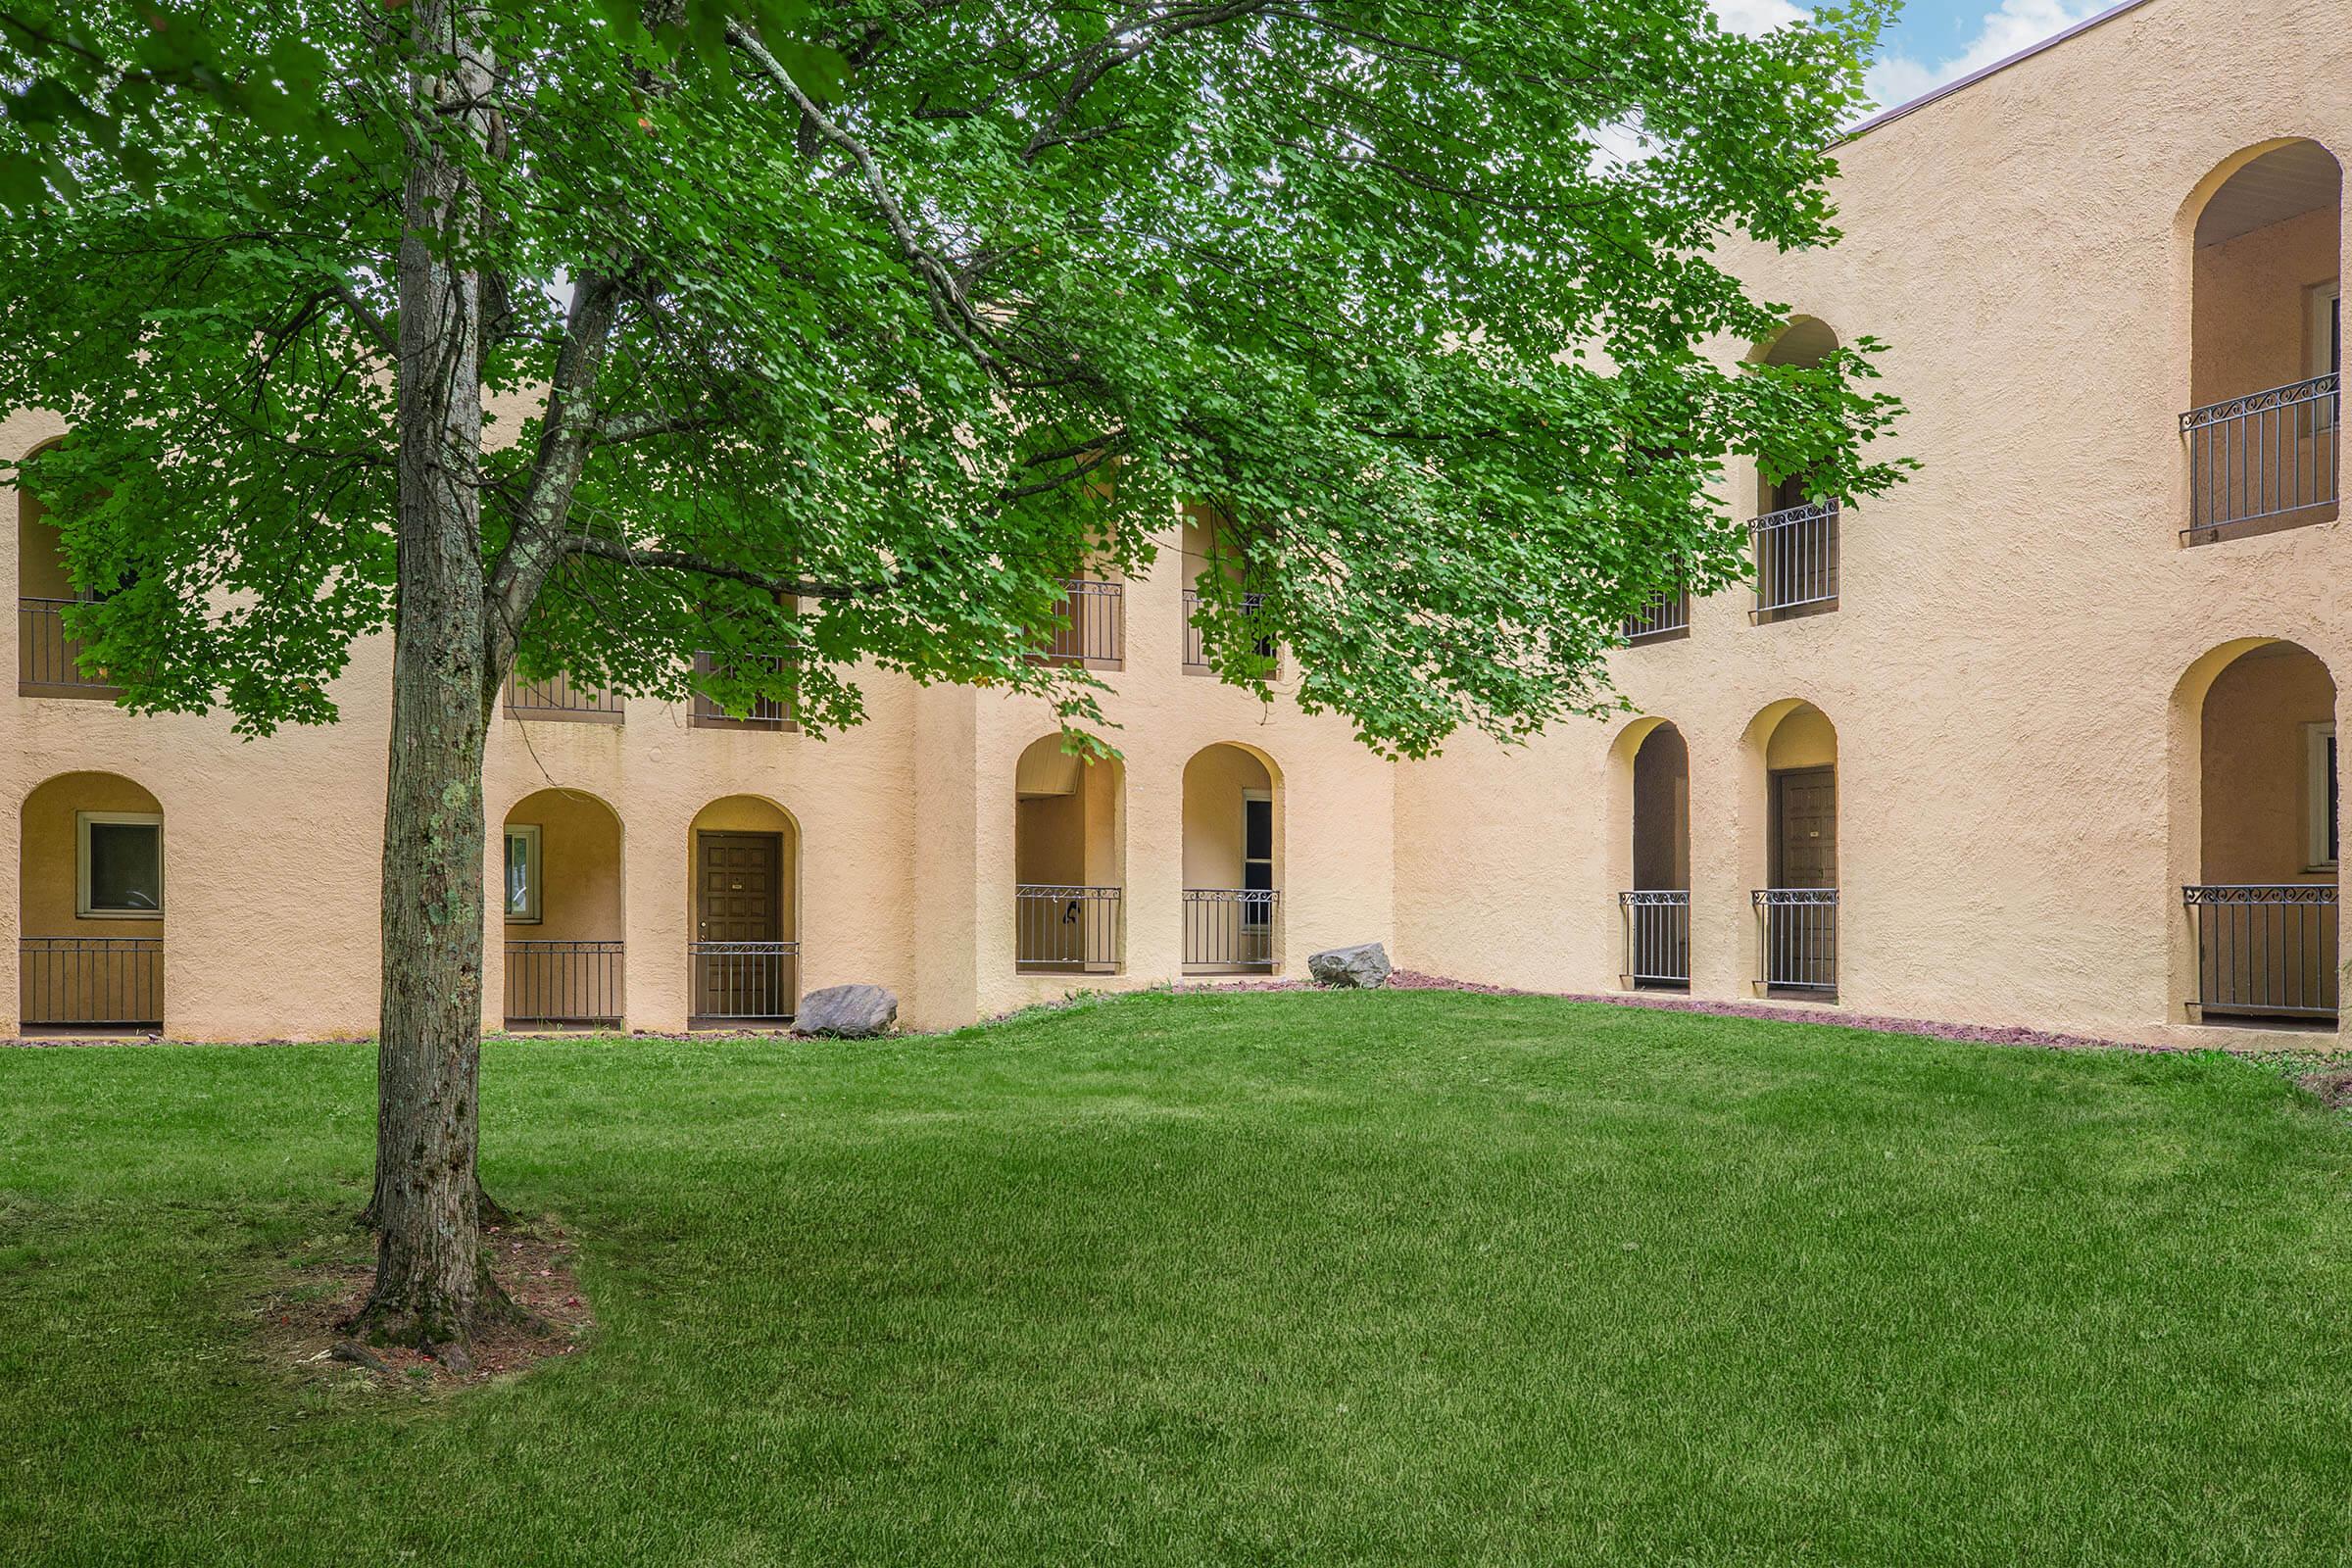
left=6, top=0, right=2347, bottom=1049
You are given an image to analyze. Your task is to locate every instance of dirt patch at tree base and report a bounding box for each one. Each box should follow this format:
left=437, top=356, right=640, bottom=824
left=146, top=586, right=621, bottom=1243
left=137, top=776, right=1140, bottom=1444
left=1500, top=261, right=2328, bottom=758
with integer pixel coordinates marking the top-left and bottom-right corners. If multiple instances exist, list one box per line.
left=259, top=1221, right=595, bottom=1392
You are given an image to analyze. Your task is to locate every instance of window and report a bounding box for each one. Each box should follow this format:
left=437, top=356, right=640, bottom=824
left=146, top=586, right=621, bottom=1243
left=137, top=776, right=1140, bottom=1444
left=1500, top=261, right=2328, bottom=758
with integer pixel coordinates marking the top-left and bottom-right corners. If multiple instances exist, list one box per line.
left=76, top=811, right=162, bottom=918
left=2307, top=722, right=2338, bottom=870
left=505, top=824, right=543, bottom=923
left=2313, top=282, right=2340, bottom=427
left=1242, top=790, right=1273, bottom=926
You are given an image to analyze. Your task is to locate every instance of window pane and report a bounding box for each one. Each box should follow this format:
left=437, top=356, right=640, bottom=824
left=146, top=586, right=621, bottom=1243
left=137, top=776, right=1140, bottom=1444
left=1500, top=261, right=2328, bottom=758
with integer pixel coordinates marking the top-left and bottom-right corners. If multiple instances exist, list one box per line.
left=505, top=831, right=535, bottom=918
left=88, top=821, right=161, bottom=911
left=1244, top=800, right=1272, bottom=859
left=1244, top=860, right=1273, bottom=893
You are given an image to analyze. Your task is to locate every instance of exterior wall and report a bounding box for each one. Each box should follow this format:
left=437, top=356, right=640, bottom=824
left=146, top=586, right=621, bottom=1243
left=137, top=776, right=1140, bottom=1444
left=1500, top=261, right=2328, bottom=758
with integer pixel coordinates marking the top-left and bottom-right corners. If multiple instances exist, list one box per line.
left=1396, top=0, right=2352, bottom=1050
left=2199, top=644, right=2334, bottom=884
left=1181, top=744, right=1273, bottom=889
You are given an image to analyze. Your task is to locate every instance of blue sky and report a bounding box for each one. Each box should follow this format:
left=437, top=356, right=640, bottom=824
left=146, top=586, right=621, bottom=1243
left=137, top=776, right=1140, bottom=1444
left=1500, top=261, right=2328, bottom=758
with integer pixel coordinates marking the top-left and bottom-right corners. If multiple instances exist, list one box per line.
left=1714, top=0, right=2113, bottom=114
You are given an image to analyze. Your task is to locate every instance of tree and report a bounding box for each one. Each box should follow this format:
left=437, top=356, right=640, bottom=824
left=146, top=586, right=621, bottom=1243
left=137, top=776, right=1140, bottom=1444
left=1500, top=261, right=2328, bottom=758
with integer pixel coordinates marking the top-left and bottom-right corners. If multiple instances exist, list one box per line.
left=0, top=0, right=1909, bottom=1349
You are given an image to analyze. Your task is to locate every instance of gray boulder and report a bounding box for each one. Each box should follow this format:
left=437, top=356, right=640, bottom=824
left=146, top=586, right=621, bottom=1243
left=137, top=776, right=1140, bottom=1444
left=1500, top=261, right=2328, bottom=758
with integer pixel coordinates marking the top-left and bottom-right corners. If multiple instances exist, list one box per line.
left=1307, top=942, right=1393, bottom=990
left=794, top=984, right=899, bottom=1038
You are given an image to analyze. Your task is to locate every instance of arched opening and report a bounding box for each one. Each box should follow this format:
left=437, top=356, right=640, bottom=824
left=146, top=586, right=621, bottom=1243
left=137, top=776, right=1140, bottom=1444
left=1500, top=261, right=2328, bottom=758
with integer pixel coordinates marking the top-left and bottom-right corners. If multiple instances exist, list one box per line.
left=1747, top=318, right=1842, bottom=621
left=15, top=438, right=121, bottom=700
left=687, top=795, right=800, bottom=1025
left=18, top=771, right=163, bottom=1032
left=2179, top=641, right=2338, bottom=1024
left=2183, top=139, right=2341, bottom=541
left=1746, top=701, right=1838, bottom=998
left=1617, top=721, right=1690, bottom=990
left=501, top=788, right=625, bottom=1029
left=1181, top=742, right=1282, bottom=973
left=1013, top=734, right=1124, bottom=972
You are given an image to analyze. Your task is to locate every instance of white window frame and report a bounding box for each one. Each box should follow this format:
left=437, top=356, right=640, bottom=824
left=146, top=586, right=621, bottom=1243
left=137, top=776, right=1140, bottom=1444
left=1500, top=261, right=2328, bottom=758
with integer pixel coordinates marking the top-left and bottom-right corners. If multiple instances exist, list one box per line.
left=2311, top=281, right=2340, bottom=428
left=75, top=810, right=164, bottom=919
left=505, top=823, right=544, bottom=924
left=1241, top=789, right=1274, bottom=928
left=2306, top=721, right=2337, bottom=871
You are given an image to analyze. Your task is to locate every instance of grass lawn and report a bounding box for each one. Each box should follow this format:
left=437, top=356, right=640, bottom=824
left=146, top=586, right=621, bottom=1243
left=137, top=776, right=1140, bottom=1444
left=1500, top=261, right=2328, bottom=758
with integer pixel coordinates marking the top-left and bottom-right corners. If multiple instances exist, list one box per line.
left=6, top=991, right=2352, bottom=1565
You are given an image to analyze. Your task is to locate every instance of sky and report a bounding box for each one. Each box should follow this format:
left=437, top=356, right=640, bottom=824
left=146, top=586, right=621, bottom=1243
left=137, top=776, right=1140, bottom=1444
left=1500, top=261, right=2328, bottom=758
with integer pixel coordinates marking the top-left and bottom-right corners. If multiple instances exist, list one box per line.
left=1713, top=0, right=2115, bottom=116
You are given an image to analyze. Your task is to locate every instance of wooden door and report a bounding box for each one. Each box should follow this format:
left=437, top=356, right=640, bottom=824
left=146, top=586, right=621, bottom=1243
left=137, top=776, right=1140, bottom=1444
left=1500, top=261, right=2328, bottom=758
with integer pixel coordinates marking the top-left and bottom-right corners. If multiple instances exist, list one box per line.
left=696, top=831, right=782, bottom=1016
left=1771, top=767, right=1837, bottom=889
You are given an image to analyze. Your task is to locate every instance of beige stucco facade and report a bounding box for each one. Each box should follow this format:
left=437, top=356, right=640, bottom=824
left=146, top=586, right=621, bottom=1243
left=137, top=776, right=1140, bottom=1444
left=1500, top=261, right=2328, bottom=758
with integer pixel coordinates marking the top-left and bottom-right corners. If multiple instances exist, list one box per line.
left=7, top=0, right=2350, bottom=1049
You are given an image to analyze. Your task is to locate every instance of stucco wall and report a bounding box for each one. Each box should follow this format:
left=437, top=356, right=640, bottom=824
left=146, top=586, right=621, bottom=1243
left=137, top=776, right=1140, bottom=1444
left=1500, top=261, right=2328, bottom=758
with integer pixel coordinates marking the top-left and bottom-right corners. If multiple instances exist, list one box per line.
left=2198, top=643, right=2335, bottom=884
left=1181, top=743, right=1273, bottom=889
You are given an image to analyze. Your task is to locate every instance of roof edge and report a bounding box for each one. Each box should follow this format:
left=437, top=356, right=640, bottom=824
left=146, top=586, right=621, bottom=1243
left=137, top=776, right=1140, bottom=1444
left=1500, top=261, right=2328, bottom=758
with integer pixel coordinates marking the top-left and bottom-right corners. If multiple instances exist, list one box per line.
left=1840, top=0, right=2155, bottom=143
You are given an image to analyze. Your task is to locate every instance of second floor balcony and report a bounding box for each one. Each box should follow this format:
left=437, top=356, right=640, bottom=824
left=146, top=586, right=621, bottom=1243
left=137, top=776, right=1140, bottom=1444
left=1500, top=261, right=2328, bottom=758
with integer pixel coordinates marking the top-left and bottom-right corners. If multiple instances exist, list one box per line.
left=2181, top=373, right=2339, bottom=541
left=18, top=597, right=122, bottom=700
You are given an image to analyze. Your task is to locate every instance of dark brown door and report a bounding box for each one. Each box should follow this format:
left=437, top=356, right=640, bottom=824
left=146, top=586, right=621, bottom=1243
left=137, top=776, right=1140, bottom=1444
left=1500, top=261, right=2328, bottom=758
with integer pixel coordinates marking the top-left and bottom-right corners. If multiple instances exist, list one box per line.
left=1770, top=767, right=1837, bottom=888
left=696, top=831, right=783, bottom=1017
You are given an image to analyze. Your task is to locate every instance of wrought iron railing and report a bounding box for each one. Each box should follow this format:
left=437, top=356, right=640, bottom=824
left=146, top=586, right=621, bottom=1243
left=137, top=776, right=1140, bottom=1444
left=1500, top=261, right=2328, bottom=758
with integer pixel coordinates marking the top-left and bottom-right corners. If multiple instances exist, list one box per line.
left=1182, top=888, right=1279, bottom=970
left=1750, top=501, right=1838, bottom=620
left=1754, top=888, right=1838, bottom=994
left=1033, top=578, right=1124, bottom=664
left=687, top=939, right=800, bottom=1022
left=1619, top=890, right=1690, bottom=989
left=505, top=939, right=624, bottom=1025
left=1182, top=589, right=1278, bottom=674
left=19, top=937, right=162, bottom=1027
left=505, top=673, right=623, bottom=724
left=17, top=598, right=122, bottom=697
left=1623, top=587, right=1690, bottom=645
left=1014, top=884, right=1123, bottom=969
left=2181, top=373, right=2338, bottom=538
left=689, top=652, right=796, bottom=731
left=2183, top=884, right=2338, bottom=1022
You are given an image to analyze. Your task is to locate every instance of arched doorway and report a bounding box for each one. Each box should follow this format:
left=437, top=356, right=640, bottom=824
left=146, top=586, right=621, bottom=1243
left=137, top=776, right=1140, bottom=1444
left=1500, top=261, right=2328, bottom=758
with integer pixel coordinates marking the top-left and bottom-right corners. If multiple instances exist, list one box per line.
left=18, top=771, right=164, bottom=1031
left=2182, top=140, right=2340, bottom=542
left=2179, top=642, right=2338, bottom=1023
left=501, top=788, right=625, bottom=1029
left=1181, top=742, right=1281, bottom=973
left=687, top=796, right=800, bottom=1025
left=1013, top=735, right=1124, bottom=972
left=1617, top=721, right=1690, bottom=990
left=1749, top=318, right=1842, bottom=622
left=1746, top=701, right=1838, bottom=997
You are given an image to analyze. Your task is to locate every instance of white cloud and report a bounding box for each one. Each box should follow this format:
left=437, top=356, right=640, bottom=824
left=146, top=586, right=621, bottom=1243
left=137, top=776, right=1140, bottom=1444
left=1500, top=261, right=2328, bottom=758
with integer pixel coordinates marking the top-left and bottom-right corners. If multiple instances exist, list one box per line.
left=1863, top=0, right=2107, bottom=115
left=1712, top=0, right=1807, bottom=35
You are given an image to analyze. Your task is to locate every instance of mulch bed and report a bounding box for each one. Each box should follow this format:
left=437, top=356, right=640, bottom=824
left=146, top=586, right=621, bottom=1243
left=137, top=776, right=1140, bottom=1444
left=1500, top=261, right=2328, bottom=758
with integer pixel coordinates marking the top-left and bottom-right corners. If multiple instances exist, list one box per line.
left=259, top=1222, right=595, bottom=1391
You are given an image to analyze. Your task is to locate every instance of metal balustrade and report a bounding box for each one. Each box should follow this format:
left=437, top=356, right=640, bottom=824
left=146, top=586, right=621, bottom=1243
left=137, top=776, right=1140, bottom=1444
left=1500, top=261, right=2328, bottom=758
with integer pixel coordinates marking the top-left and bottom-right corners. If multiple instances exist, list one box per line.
left=1619, top=890, right=1690, bottom=989
left=2181, top=374, right=2339, bottom=538
left=1034, top=579, right=1124, bottom=665
left=1182, top=888, right=1279, bottom=970
left=1181, top=589, right=1278, bottom=674
left=2183, top=884, right=2338, bottom=1022
left=17, top=598, right=122, bottom=697
left=1623, top=587, right=1690, bottom=645
left=19, top=937, right=162, bottom=1028
left=1749, top=501, right=1838, bottom=620
left=687, top=940, right=800, bottom=1022
left=505, top=939, right=624, bottom=1025
left=690, top=652, right=796, bottom=731
left=1754, top=888, right=1838, bottom=994
left=1014, top=884, right=1123, bottom=970
left=505, top=673, right=623, bottom=723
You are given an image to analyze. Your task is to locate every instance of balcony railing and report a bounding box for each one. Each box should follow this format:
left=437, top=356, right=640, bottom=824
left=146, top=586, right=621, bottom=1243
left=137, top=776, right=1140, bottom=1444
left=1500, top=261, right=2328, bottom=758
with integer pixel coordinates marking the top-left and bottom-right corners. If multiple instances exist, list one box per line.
left=505, top=939, right=624, bottom=1026
left=2181, top=373, right=2338, bottom=539
left=1623, top=587, right=1690, bottom=645
left=687, top=940, right=800, bottom=1023
left=505, top=673, right=623, bottom=724
left=1014, top=884, right=1122, bottom=970
left=1182, top=589, right=1279, bottom=675
left=19, top=937, right=162, bottom=1028
left=1749, top=501, right=1838, bottom=621
left=18, top=598, right=122, bottom=698
left=1182, top=888, right=1279, bottom=970
left=1033, top=579, right=1123, bottom=665
left=1619, top=890, right=1690, bottom=989
left=690, top=652, right=796, bottom=731
left=2183, top=884, right=2338, bottom=1022
left=1754, top=888, right=1838, bottom=995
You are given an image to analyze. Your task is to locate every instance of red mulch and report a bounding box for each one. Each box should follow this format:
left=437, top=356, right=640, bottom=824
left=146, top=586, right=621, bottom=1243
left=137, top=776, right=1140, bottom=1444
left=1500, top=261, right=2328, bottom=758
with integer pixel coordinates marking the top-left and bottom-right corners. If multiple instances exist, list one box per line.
left=260, top=1222, right=594, bottom=1391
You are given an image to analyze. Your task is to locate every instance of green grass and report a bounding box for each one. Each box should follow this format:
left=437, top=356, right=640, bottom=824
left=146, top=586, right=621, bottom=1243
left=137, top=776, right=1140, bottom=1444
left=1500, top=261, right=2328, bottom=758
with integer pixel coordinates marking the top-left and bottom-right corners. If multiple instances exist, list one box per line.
left=6, top=991, right=2352, bottom=1566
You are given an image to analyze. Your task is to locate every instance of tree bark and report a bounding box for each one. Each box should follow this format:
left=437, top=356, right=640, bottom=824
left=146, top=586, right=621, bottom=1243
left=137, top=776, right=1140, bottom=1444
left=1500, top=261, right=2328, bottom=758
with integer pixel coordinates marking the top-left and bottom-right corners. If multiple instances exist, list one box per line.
left=349, top=0, right=508, bottom=1349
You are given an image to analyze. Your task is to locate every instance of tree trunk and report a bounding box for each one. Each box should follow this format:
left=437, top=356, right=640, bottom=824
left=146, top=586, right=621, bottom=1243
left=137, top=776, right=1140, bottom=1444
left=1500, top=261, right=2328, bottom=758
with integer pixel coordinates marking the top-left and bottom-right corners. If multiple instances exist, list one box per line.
left=350, top=0, right=508, bottom=1349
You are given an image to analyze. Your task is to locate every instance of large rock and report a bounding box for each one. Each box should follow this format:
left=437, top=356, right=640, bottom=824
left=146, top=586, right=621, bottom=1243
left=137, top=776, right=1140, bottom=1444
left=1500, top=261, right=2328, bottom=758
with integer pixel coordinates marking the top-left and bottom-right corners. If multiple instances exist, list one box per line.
left=794, top=984, right=899, bottom=1038
left=1307, top=943, right=1393, bottom=990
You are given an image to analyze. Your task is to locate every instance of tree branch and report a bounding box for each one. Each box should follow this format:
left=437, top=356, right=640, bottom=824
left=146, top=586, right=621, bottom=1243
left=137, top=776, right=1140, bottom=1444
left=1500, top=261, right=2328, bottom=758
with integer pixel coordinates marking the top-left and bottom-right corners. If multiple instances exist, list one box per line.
left=560, top=533, right=888, bottom=601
